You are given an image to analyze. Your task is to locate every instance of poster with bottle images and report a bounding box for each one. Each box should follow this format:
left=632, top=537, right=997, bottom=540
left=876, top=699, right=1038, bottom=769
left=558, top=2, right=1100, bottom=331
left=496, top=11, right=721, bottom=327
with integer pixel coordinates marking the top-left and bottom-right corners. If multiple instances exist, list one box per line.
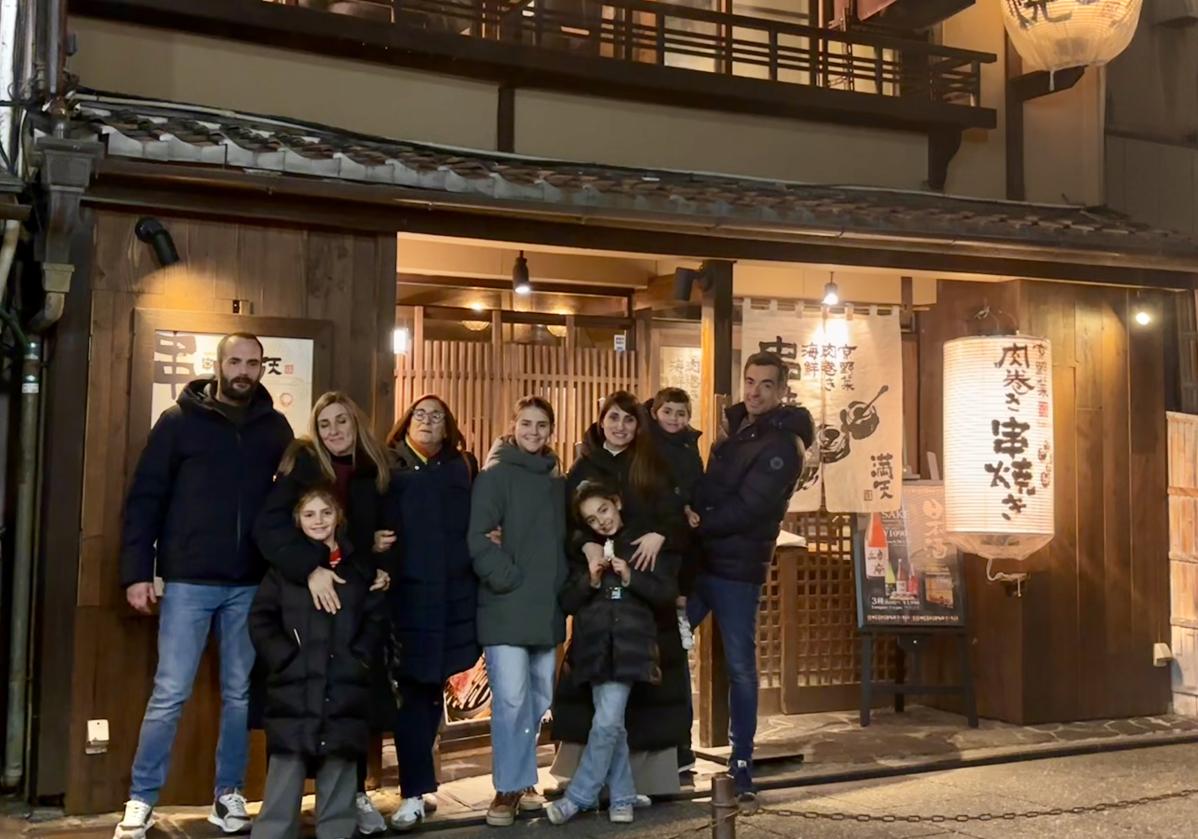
left=854, top=482, right=965, bottom=629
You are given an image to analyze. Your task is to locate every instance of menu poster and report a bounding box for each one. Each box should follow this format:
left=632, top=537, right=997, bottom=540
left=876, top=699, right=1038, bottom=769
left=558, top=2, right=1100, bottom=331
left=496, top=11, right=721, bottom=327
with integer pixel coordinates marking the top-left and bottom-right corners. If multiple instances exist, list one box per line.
left=854, top=482, right=966, bottom=629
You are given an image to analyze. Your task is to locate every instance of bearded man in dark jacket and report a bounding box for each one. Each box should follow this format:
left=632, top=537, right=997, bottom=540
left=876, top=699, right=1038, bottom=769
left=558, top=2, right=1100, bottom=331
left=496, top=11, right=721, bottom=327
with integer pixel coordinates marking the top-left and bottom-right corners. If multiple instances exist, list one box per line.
left=687, top=352, right=814, bottom=804
left=114, top=333, right=293, bottom=839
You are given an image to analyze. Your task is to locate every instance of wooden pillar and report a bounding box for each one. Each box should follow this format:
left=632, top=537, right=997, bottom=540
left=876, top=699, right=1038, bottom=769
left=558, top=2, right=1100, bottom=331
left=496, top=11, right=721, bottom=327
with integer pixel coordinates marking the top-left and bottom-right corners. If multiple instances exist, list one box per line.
left=697, top=260, right=733, bottom=748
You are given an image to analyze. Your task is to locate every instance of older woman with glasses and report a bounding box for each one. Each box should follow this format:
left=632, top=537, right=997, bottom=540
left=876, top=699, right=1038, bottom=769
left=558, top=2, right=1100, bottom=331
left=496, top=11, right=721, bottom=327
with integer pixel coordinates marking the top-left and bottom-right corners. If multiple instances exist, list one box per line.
left=379, top=395, right=480, bottom=832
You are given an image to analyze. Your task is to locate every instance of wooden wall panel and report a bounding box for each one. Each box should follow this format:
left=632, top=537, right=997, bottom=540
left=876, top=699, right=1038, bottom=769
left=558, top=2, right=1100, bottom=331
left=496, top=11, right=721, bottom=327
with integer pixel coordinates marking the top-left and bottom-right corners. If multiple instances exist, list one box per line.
left=64, top=211, right=397, bottom=813
left=919, top=280, right=1172, bottom=725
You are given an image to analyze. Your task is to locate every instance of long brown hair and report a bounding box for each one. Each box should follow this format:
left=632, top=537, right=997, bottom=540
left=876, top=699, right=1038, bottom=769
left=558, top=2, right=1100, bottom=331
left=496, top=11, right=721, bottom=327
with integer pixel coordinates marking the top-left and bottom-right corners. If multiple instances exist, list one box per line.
left=597, top=390, right=667, bottom=500
left=387, top=394, right=468, bottom=455
left=280, top=391, right=391, bottom=493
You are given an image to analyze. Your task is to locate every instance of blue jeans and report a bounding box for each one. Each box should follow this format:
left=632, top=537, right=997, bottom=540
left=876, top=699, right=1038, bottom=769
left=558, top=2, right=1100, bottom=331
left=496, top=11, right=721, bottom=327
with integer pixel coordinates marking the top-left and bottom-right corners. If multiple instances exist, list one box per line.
left=484, top=645, right=556, bottom=794
left=687, top=574, right=762, bottom=765
left=565, top=681, right=636, bottom=810
left=129, top=582, right=258, bottom=805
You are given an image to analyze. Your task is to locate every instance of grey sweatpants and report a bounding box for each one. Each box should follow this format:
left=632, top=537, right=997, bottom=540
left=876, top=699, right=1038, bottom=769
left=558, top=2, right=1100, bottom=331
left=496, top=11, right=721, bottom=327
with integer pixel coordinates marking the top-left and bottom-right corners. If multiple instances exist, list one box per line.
left=250, top=754, right=356, bottom=839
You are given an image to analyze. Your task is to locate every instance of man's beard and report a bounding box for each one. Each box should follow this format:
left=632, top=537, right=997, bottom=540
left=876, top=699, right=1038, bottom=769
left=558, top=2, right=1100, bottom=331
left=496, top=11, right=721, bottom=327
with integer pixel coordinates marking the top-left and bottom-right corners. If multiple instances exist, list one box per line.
left=219, top=375, right=256, bottom=404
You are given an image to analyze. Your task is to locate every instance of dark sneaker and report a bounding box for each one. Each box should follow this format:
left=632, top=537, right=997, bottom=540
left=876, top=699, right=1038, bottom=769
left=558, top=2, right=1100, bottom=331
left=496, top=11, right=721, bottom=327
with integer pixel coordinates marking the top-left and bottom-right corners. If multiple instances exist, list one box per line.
left=486, top=791, right=523, bottom=827
left=729, top=759, right=756, bottom=795
left=208, top=791, right=251, bottom=834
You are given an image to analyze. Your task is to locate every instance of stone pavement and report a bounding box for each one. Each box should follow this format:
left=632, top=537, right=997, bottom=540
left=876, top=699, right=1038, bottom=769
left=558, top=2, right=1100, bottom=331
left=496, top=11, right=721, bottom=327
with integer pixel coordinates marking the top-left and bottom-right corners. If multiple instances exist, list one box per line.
left=7, top=707, right=1198, bottom=838
left=420, top=741, right=1198, bottom=839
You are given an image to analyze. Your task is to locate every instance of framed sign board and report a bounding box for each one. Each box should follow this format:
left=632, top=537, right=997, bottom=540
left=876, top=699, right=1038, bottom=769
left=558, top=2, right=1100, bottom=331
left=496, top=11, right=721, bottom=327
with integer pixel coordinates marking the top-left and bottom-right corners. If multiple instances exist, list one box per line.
left=129, top=310, right=335, bottom=458
left=853, top=482, right=966, bottom=630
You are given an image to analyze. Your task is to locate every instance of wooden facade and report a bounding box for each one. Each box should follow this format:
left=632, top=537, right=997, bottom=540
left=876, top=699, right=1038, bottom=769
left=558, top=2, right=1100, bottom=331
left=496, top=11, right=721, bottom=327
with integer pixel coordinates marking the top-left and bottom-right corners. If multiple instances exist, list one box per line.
left=919, top=280, right=1174, bottom=724
left=54, top=211, right=397, bottom=813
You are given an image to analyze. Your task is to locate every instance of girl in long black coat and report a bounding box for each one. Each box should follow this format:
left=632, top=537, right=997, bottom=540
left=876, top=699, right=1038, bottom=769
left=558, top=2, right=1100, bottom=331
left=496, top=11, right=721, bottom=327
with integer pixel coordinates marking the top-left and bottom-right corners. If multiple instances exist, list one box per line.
left=380, top=395, right=481, bottom=832
left=547, top=481, right=678, bottom=826
left=252, top=392, right=395, bottom=834
left=250, top=488, right=386, bottom=839
left=553, top=392, right=689, bottom=798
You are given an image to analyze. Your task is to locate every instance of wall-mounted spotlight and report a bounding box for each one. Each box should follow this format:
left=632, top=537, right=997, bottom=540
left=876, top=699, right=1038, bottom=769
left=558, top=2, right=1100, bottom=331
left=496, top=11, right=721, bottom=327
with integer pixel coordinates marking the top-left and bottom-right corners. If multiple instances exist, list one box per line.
left=673, top=266, right=715, bottom=301
left=513, top=251, right=532, bottom=296
left=134, top=217, right=180, bottom=267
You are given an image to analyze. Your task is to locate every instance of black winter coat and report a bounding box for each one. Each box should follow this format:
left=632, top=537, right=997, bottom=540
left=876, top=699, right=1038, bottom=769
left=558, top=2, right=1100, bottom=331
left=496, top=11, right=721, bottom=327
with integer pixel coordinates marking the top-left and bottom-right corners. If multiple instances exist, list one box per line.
left=644, top=404, right=705, bottom=595
left=382, top=440, right=481, bottom=685
left=253, top=442, right=385, bottom=585
left=693, top=403, right=814, bottom=585
left=121, top=379, right=293, bottom=588
left=249, top=546, right=386, bottom=759
left=550, top=547, right=689, bottom=752
left=565, top=424, right=685, bottom=552
left=557, top=530, right=679, bottom=687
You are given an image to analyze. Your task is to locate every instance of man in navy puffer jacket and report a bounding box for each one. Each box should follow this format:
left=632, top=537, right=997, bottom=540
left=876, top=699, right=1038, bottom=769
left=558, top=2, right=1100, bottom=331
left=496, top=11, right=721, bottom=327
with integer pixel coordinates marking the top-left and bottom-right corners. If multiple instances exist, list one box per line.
left=688, top=352, right=814, bottom=804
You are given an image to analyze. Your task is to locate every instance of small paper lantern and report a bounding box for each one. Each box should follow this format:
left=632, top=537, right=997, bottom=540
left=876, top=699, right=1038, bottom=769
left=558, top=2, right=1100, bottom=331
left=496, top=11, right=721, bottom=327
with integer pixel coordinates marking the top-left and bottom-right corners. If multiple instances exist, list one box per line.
left=943, top=335, right=1054, bottom=560
left=1001, top=0, right=1143, bottom=74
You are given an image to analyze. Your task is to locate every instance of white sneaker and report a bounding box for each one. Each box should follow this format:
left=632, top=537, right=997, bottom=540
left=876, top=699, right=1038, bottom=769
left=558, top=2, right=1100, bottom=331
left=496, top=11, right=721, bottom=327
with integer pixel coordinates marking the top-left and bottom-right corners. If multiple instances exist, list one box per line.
left=609, top=803, right=635, bottom=823
left=389, top=796, right=425, bottom=832
left=208, top=791, right=251, bottom=834
left=113, top=800, right=154, bottom=839
left=677, top=608, right=695, bottom=651
left=355, top=792, right=387, bottom=835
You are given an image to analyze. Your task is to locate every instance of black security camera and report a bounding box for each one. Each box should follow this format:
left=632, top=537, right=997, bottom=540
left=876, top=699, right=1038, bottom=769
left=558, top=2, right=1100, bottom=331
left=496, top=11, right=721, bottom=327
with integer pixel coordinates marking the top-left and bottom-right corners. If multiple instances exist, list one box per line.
left=134, top=217, right=180, bottom=267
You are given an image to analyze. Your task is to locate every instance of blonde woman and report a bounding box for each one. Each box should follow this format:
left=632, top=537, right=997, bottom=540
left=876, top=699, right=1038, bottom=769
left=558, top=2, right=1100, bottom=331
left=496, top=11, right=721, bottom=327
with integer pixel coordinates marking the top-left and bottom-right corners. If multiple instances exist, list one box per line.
left=253, top=391, right=393, bottom=835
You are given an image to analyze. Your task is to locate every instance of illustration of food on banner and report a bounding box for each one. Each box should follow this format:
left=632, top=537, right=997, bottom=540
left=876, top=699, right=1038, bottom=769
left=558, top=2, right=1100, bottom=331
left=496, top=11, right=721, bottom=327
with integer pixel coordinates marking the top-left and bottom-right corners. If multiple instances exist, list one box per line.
left=740, top=298, right=903, bottom=513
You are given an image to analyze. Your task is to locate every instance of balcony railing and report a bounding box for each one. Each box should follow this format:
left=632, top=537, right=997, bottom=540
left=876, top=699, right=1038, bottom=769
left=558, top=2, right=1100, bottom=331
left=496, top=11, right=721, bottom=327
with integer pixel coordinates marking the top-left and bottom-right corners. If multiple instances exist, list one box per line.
left=278, top=0, right=990, bottom=109
left=74, top=0, right=997, bottom=130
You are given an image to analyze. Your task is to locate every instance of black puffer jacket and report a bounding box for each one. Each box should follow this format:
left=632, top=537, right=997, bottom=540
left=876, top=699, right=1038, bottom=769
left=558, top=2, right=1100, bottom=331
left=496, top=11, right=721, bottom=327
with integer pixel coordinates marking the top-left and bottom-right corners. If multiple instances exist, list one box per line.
left=644, top=401, right=704, bottom=594
left=249, top=545, right=386, bottom=759
left=383, top=440, right=480, bottom=685
left=565, top=424, right=684, bottom=551
left=693, top=403, right=814, bottom=584
left=551, top=542, right=689, bottom=751
left=121, top=379, right=293, bottom=588
left=253, top=441, right=385, bottom=585
left=557, top=530, right=678, bottom=687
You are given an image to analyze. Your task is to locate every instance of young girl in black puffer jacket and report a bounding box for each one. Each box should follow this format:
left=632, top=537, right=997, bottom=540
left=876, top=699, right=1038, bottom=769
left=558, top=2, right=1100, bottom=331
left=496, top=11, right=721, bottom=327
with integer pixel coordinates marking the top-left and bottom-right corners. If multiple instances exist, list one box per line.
left=547, top=481, right=679, bottom=827
left=250, top=487, right=386, bottom=839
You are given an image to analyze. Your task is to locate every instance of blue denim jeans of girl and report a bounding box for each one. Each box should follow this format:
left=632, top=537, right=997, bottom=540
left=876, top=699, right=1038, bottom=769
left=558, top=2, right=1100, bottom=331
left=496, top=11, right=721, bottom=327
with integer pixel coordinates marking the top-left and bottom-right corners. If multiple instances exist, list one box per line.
left=484, top=645, right=557, bottom=793
left=564, top=681, right=636, bottom=811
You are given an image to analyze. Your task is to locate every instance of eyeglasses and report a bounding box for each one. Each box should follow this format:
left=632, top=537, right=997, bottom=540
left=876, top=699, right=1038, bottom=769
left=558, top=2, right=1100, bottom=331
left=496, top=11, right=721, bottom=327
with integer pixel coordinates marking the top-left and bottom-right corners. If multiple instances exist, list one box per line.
left=413, top=409, right=445, bottom=424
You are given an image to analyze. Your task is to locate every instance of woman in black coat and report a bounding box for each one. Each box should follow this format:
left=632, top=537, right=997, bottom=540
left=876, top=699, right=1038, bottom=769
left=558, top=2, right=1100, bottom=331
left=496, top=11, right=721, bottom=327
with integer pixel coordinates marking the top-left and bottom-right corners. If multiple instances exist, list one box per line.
left=552, top=391, right=689, bottom=799
left=252, top=391, right=394, bottom=835
left=380, top=394, right=481, bottom=832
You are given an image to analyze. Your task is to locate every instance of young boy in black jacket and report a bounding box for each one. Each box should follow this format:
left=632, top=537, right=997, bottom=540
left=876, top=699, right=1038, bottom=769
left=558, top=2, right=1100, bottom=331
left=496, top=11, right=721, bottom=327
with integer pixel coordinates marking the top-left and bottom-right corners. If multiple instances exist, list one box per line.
left=250, top=487, right=386, bottom=839
left=547, top=481, right=679, bottom=827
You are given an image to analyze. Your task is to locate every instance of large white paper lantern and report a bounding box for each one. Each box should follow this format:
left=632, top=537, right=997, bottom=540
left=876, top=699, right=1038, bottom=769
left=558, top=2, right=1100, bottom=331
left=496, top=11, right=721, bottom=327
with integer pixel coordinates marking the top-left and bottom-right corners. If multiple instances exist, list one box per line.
left=943, top=335, right=1054, bottom=560
left=1001, top=0, right=1143, bottom=73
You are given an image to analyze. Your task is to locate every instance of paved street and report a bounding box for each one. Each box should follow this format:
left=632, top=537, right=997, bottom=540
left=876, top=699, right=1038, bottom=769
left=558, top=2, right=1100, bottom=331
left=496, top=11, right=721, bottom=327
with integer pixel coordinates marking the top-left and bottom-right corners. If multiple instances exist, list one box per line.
left=423, top=742, right=1198, bottom=839
left=10, top=741, right=1198, bottom=838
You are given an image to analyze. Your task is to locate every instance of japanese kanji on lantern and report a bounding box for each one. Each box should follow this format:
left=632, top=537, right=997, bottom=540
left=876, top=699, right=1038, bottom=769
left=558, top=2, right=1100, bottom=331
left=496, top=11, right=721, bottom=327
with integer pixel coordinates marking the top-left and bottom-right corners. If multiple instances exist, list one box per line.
left=942, top=336, right=1054, bottom=561
left=1001, top=1, right=1142, bottom=74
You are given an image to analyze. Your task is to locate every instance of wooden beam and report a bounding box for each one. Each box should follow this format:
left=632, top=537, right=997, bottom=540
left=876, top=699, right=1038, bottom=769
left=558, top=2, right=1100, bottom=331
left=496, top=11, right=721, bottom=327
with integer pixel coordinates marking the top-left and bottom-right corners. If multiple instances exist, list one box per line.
left=84, top=164, right=1198, bottom=287
left=497, top=85, right=515, bottom=153
left=398, top=272, right=634, bottom=300
left=696, top=259, right=733, bottom=749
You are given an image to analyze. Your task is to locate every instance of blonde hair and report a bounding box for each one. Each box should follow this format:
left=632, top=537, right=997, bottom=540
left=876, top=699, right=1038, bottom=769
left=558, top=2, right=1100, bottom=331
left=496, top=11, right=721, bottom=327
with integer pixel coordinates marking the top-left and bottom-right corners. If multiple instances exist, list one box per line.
left=280, top=391, right=391, bottom=493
